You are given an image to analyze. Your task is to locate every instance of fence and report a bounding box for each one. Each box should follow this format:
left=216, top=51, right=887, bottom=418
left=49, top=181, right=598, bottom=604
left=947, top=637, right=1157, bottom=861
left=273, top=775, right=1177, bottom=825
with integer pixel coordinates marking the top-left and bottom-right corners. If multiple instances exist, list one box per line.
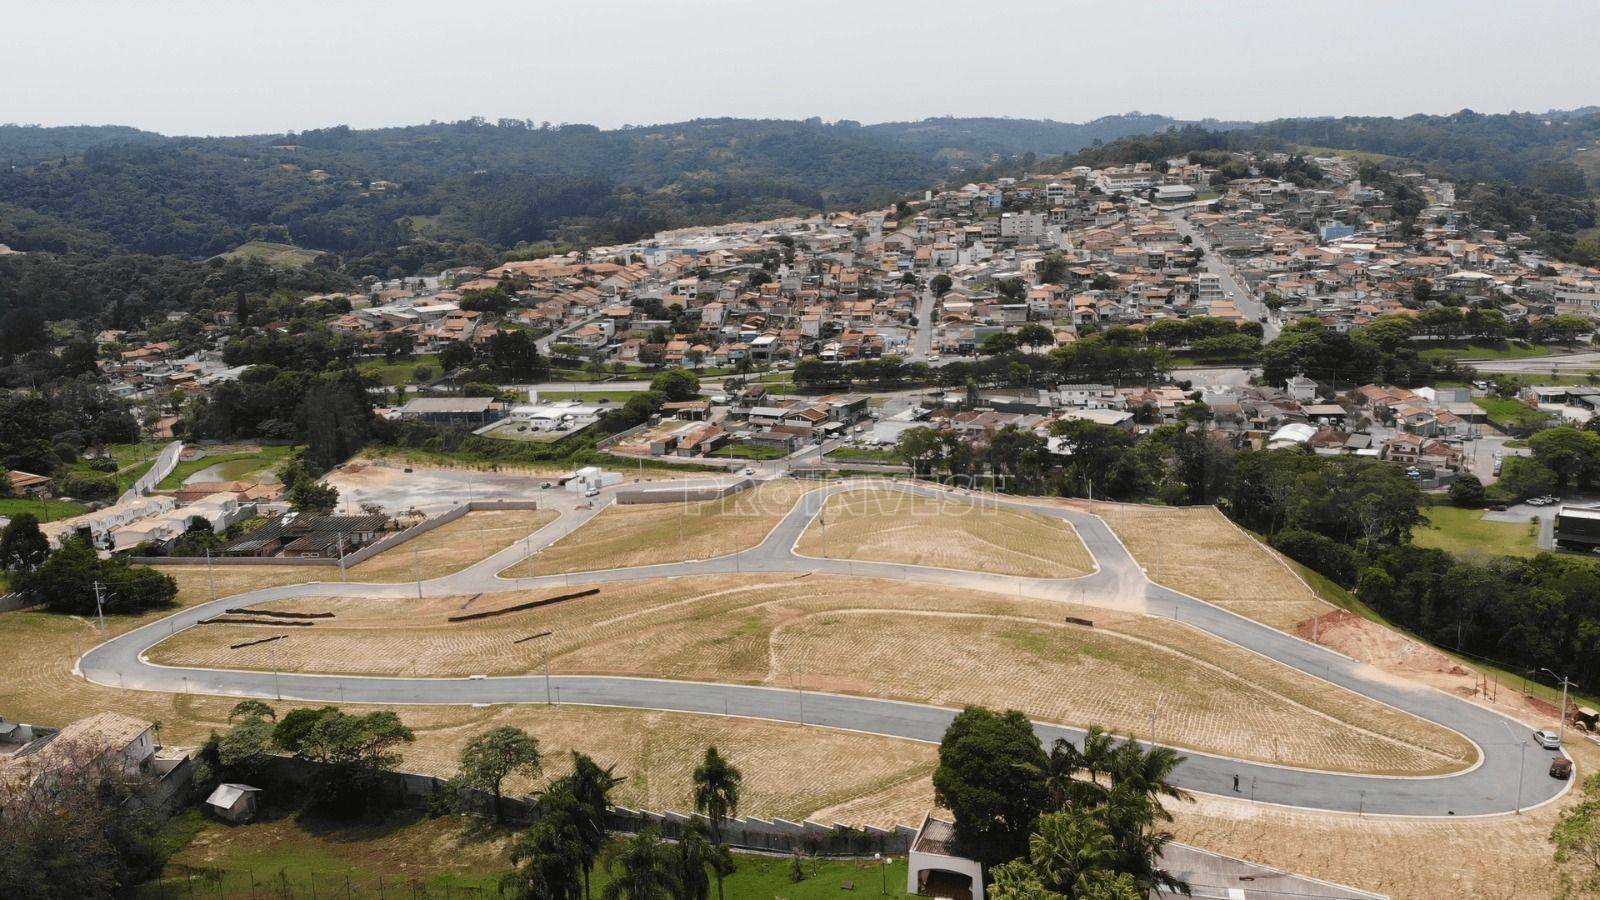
left=262, top=756, right=914, bottom=858
left=130, top=500, right=545, bottom=568
left=119, top=440, right=184, bottom=505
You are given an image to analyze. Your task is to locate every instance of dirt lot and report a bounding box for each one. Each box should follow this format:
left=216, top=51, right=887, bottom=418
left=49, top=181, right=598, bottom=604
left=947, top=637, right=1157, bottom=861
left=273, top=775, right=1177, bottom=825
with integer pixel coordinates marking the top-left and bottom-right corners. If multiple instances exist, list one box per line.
left=146, top=574, right=1472, bottom=775
left=0, top=597, right=930, bottom=826
left=499, top=479, right=816, bottom=576
left=324, top=459, right=574, bottom=515
left=1076, top=501, right=1332, bottom=630
left=794, top=488, right=1096, bottom=578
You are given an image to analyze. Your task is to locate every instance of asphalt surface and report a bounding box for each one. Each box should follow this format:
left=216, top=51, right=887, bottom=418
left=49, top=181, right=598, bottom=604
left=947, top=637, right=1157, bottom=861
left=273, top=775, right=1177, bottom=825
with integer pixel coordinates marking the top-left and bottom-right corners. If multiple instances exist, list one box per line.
left=79, top=479, right=1568, bottom=816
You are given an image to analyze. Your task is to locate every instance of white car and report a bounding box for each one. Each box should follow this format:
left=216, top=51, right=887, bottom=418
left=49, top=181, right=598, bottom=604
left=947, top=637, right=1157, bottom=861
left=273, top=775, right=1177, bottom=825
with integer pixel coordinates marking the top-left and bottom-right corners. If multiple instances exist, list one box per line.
left=1535, top=729, right=1562, bottom=750
left=743, top=467, right=755, bottom=475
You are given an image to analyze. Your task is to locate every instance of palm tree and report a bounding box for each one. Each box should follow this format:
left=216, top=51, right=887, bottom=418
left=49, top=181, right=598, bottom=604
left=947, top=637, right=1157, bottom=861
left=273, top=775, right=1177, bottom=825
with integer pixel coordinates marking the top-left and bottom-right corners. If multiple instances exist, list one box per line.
left=555, top=752, right=625, bottom=899
left=691, top=746, right=742, bottom=900
left=600, top=828, right=679, bottom=900
left=503, top=800, right=587, bottom=900
left=1028, top=809, right=1118, bottom=895
left=669, top=820, right=717, bottom=900
left=1045, top=727, right=1116, bottom=811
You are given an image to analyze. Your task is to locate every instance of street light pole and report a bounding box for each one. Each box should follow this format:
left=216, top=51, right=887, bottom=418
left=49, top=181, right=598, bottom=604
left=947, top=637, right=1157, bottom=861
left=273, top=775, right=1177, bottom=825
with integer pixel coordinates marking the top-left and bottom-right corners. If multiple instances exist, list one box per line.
left=1517, top=739, right=1527, bottom=814
left=1541, top=667, right=1578, bottom=744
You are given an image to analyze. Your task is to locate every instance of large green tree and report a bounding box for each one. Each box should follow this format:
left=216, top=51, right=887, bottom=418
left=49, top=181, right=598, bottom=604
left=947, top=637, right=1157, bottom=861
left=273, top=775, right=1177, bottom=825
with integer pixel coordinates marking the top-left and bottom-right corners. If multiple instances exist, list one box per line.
left=933, top=706, right=1049, bottom=866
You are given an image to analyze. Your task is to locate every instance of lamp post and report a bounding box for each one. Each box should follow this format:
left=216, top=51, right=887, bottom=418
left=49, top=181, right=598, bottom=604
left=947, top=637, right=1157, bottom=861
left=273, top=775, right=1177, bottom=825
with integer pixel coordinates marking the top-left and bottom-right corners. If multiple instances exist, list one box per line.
left=1540, top=667, right=1578, bottom=744
left=1517, top=739, right=1527, bottom=814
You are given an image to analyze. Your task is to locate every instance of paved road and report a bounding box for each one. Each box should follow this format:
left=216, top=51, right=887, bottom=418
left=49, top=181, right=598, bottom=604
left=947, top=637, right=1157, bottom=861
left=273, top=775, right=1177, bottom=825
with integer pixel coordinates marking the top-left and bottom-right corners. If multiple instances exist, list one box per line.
left=79, top=480, right=1567, bottom=816
left=1166, top=212, right=1280, bottom=341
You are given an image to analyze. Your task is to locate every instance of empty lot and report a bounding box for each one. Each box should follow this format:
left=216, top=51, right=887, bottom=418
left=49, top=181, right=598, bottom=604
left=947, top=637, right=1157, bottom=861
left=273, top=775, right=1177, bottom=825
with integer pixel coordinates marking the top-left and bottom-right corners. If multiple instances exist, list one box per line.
left=1079, top=501, right=1332, bottom=630
left=794, top=488, right=1095, bottom=578
left=147, top=574, right=1472, bottom=775
left=500, top=479, right=814, bottom=576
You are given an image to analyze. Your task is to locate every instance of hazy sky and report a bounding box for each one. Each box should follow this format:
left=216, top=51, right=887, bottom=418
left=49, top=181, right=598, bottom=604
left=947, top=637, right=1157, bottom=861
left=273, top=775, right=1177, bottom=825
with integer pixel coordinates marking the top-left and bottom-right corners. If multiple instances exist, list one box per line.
left=5, top=0, right=1599, bottom=136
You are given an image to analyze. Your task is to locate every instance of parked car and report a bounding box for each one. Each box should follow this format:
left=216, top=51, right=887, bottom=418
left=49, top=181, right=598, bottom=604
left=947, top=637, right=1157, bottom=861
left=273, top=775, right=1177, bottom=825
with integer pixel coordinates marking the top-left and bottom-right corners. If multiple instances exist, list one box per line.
left=1535, top=729, right=1563, bottom=749
left=1552, top=757, right=1573, bottom=779
left=743, top=467, right=755, bottom=475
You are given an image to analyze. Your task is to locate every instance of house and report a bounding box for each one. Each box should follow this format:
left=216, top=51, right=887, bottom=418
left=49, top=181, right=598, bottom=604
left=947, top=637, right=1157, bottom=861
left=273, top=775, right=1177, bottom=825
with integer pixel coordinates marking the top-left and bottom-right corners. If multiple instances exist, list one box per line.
left=907, top=813, right=984, bottom=900
left=6, top=470, right=52, bottom=498
left=396, top=397, right=502, bottom=427
left=205, top=783, right=263, bottom=824
left=0, top=712, right=156, bottom=784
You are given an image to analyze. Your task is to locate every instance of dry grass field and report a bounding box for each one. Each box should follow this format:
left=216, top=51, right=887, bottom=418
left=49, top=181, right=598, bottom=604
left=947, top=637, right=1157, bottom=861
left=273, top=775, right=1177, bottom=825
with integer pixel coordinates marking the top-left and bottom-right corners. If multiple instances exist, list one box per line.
left=794, top=488, right=1095, bottom=578
left=147, top=575, right=1472, bottom=775
left=1082, top=501, right=1332, bottom=630
left=0, top=599, right=931, bottom=825
left=500, top=479, right=815, bottom=576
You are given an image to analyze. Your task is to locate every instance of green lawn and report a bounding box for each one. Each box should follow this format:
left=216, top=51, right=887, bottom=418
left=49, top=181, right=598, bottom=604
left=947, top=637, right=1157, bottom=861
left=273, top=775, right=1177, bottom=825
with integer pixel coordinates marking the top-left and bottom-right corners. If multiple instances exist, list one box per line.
left=1472, top=396, right=1552, bottom=431
left=212, top=240, right=324, bottom=267
left=1417, top=340, right=1560, bottom=363
left=358, top=353, right=442, bottom=387
left=62, top=441, right=169, bottom=494
left=708, top=441, right=790, bottom=460
left=157, top=445, right=294, bottom=490
left=825, top=447, right=905, bottom=464
left=138, top=808, right=914, bottom=898
left=533, top=388, right=647, bottom=403
left=0, top=497, right=88, bottom=521
left=1414, top=504, right=1540, bottom=557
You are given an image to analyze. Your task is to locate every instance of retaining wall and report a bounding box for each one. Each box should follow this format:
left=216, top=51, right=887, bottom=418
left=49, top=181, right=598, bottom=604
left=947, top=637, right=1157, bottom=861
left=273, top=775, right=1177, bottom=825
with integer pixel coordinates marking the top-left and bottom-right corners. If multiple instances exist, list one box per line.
left=262, top=756, right=913, bottom=856
left=615, top=478, right=754, bottom=505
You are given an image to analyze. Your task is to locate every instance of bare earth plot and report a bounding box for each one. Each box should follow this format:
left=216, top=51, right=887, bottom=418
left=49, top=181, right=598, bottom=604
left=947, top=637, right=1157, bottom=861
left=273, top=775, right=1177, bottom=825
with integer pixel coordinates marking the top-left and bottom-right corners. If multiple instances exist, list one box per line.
left=0, top=601, right=930, bottom=826
left=343, top=508, right=558, bottom=582
left=147, top=574, right=1473, bottom=775
left=1080, top=501, right=1331, bottom=630
left=500, top=479, right=815, bottom=576
left=794, top=488, right=1095, bottom=578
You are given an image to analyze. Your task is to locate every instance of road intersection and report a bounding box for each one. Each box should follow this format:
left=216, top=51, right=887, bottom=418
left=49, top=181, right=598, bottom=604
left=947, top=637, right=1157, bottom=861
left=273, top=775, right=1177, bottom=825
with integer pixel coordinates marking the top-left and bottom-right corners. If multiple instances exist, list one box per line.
left=79, top=479, right=1567, bottom=817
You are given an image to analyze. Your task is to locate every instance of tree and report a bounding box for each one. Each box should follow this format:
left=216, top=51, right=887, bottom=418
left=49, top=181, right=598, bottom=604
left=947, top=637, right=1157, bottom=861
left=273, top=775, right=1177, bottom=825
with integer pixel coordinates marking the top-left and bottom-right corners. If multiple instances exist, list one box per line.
left=650, top=369, right=701, bottom=402
left=933, top=706, right=1049, bottom=867
left=1497, top=456, right=1558, bottom=500
left=0, top=513, right=50, bottom=573
left=275, top=707, right=414, bottom=815
left=1449, top=473, right=1486, bottom=507
left=504, top=786, right=588, bottom=900
left=692, top=745, right=742, bottom=900
left=897, top=426, right=943, bottom=477
left=554, top=751, right=625, bottom=899
left=456, top=726, right=542, bottom=822
left=0, top=738, right=166, bottom=899
left=930, top=273, right=953, bottom=297
left=669, top=821, right=719, bottom=900
left=1016, top=323, right=1056, bottom=351
left=215, top=702, right=276, bottom=781
left=289, top=477, right=339, bottom=513
left=1528, top=426, right=1600, bottom=490
left=600, top=828, right=679, bottom=900
left=16, top=538, right=177, bottom=615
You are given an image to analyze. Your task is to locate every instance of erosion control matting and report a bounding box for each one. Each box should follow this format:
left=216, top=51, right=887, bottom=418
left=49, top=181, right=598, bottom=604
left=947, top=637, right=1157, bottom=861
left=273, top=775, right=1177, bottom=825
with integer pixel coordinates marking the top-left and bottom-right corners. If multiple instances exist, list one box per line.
left=447, top=588, right=600, bottom=623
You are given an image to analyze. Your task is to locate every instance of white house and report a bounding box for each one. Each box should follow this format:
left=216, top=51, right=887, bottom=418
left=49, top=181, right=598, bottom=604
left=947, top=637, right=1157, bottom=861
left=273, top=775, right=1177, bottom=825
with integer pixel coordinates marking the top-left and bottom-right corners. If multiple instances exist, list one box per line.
left=907, top=814, right=984, bottom=900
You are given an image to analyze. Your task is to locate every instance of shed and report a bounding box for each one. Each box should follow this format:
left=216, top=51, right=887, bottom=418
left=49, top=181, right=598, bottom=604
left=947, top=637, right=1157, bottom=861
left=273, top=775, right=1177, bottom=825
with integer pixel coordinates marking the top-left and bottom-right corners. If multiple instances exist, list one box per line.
left=205, top=783, right=262, bottom=823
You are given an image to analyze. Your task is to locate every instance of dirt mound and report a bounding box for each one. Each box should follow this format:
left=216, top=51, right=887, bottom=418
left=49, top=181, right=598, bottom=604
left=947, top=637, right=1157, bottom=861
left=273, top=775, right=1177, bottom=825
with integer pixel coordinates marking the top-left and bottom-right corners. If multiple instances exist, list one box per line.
left=1295, top=610, right=1458, bottom=674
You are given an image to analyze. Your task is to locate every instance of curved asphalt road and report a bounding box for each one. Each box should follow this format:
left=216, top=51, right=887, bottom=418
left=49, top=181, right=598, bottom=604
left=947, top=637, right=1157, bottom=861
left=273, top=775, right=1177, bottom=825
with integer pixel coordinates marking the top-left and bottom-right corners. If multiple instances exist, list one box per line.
left=79, top=479, right=1567, bottom=816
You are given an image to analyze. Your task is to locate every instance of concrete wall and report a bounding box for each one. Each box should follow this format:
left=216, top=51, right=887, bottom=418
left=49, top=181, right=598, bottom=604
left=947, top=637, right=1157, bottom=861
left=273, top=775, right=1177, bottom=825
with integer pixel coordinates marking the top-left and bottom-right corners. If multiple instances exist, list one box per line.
left=118, top=441, right=184, bottom=505
left=615, top=478, right=754, bottom=505
left=264, top=756, right=914, bottom=856
left=129, top=499, right=545, bottom=567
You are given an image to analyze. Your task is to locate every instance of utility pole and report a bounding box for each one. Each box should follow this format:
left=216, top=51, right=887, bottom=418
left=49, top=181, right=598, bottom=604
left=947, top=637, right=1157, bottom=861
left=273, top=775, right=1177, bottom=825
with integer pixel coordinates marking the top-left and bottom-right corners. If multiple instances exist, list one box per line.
left=413, top=545, right=422, bottom=599
left=93, top=581, right=108, bottom=632
left=205, top=548, right=217, bottom=599
left=337, top=534, right=347, bottom=582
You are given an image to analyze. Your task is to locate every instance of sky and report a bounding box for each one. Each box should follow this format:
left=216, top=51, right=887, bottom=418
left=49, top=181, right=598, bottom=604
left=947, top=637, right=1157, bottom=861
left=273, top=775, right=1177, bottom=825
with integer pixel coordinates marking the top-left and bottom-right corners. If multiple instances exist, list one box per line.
left=4, top=0, right=1600, bottom=136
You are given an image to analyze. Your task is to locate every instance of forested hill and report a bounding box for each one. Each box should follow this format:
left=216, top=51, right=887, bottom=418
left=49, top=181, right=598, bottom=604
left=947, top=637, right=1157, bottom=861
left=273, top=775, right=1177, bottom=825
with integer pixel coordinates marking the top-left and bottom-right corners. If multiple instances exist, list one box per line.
left=0, top=114, right=1230, bottom=261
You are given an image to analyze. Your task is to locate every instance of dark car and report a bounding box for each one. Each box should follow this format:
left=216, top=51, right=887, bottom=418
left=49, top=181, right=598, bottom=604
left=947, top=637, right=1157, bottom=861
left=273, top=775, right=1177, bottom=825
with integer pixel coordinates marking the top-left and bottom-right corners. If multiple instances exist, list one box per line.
left=1552, top=757, right=1573, bottom=780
